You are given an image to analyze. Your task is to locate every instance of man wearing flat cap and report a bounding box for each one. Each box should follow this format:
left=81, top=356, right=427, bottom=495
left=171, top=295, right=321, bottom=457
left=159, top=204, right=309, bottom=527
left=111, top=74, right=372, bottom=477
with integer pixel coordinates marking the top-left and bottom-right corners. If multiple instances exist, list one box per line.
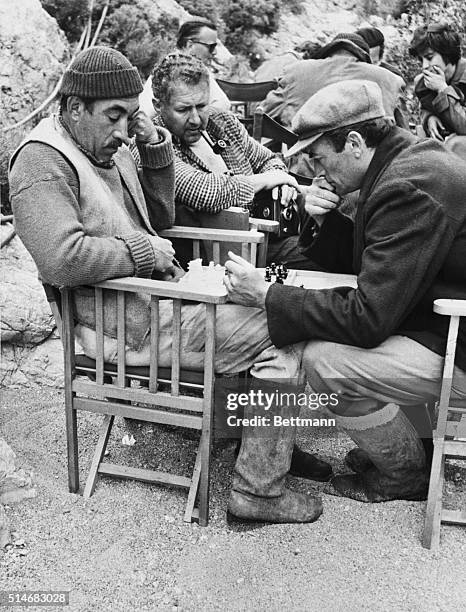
left=260, top=32, right=407, bottom=129
left=9, top=46, right=331, bottom=525
left=225, top=79, right=466, bottom=503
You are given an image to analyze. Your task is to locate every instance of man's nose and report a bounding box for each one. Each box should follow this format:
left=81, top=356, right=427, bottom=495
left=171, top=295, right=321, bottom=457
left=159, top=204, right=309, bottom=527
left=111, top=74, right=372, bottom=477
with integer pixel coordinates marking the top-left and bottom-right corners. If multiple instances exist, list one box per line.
left=422, top=57, right=431, bottom=70
left=188, top=108, right=201, bottom=125
left=116, top=116, right=129, bottom=139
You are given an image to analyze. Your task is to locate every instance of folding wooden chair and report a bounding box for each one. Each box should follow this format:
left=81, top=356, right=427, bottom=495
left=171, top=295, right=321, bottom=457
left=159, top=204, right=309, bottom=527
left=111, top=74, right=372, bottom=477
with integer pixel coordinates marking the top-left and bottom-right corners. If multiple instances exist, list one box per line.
left=44, top=227, right=265, bottom=526
left=216, top=79, right=277, bottom=132
left=252, top=109, right=298, bottom=156
left=422, top=299, right=466, bottom=549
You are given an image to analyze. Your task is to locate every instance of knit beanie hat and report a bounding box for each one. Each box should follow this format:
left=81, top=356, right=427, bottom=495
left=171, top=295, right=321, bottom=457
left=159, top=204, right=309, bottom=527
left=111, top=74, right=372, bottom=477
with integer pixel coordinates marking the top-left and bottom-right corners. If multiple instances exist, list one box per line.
left=317, top=32, right=371, bottom=63
left=356, top=27, right=385, bottom=49
left=59, top=46, right=143, bottom=98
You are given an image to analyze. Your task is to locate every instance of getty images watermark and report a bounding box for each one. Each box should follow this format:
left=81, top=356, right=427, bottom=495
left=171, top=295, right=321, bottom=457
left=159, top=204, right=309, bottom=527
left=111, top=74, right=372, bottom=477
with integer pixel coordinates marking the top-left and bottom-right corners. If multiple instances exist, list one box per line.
left=225, top=390, right=338, bottom=428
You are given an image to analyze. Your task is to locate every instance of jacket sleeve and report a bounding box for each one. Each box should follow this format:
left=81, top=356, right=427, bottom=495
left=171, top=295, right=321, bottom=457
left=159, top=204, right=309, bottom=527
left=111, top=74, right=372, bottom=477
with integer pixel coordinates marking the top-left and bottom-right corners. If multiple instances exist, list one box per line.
left=137, top=126, right=176, bottom=230
left=9, top=142, right=157, bottom=287
left=266, top=181, right=453, bottom=348
left=430, top=85, right=466, bottom=135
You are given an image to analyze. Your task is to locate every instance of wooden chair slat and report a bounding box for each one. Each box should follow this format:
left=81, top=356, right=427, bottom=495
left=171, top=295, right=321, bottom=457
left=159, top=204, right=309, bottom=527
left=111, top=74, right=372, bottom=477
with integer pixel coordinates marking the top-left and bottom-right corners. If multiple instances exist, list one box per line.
left=117, top=291, right=126, bottom=387
left=193, top=240, right=201, bottom=260
left=149, top=296, right=159, bottom=393
left=212, top=241, right=220, bottom=263
left=171, top=300, right=181, bottom=396
left=95, top=287, right=104, bottom=385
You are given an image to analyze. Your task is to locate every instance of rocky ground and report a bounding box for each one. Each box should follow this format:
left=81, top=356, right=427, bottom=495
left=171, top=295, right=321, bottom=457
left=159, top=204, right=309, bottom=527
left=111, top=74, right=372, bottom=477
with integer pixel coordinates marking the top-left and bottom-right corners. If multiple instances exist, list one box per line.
left=1, top=387, right=465, bottom=612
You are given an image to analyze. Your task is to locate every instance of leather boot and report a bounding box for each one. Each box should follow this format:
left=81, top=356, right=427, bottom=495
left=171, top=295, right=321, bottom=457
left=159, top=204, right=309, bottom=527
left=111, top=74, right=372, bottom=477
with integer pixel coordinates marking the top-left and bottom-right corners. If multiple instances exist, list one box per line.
left=227, top=381, right=323, bottom=523
left=233, top=442, right=333, bottom=482
left=331, top=404, right=429, bottom=503
left=344, top=403, right=435, bottom=475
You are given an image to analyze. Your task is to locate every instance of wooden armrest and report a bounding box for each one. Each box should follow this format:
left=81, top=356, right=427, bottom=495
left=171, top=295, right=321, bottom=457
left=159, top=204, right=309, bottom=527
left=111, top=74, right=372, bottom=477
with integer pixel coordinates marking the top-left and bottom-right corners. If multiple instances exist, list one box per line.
left=159, top=226, right=264, bottom=243
left=90, top=277, right=228, bottom=304
left=434, top=299, right=466, bottom=317
left=249, top=218, right=280, bottom=234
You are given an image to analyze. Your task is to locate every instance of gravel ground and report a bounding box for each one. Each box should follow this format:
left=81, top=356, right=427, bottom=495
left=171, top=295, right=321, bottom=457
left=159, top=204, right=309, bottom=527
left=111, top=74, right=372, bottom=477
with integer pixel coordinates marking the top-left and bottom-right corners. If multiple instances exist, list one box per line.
left=1, top=388, right=465, bottom=612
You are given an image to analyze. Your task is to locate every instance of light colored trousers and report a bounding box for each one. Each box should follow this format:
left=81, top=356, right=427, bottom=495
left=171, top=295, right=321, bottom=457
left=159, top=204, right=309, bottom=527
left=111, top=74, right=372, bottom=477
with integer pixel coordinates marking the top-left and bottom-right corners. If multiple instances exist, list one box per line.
left=303, top=335, right=466, bottom=417
left=76, top=301, right=304, bottom=382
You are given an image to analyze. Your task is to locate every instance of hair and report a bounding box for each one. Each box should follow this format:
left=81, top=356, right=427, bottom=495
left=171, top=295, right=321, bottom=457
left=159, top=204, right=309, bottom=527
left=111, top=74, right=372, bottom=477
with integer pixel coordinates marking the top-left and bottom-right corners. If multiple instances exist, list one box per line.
left=59, top=95, right=98, bottom=114
left=176, top=18, right=217, bottom=49
left=151, top=52, right=210, bottom=105
left=409, top=23, right=462, bottom=66
left=322, top=117, right=394, bottom=152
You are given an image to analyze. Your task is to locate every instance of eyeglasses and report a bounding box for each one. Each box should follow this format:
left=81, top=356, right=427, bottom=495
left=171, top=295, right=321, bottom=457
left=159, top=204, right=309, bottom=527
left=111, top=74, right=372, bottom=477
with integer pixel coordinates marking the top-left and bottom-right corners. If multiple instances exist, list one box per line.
left=189, top=39, right=217, bottom=53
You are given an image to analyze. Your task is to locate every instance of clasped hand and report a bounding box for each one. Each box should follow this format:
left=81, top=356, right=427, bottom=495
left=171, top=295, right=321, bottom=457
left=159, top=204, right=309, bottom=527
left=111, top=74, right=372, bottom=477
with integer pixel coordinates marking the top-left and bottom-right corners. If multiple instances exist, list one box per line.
left=302, top=176, right=340, bottom=226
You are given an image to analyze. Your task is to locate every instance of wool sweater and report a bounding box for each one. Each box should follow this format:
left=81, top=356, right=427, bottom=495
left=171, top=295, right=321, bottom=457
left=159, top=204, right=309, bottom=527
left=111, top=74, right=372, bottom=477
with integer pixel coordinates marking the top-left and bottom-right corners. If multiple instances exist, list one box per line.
left=9, top=116, right=174, bottom=288
left=9, top=115, right=175, bottom=349
left=266, top=127, right=466, bottom=371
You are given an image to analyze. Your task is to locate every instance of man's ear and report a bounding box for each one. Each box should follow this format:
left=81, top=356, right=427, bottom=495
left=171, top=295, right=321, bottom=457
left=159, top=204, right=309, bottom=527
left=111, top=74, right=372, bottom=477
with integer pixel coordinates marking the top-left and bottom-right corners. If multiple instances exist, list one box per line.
left=346, top=131, right=364, bottom=158
left=67, top=96, right=85, bottom=121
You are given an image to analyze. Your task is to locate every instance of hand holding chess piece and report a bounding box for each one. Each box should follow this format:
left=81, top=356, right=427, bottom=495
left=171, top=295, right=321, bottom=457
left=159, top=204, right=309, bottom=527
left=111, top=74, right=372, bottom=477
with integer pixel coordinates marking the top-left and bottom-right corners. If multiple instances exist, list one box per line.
left=224, top=252, right=269, bottom=308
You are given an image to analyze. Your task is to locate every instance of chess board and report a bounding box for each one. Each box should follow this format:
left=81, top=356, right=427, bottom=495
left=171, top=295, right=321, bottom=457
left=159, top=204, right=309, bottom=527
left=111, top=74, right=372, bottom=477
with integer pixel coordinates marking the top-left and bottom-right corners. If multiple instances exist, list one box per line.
left=263, top=264, right=358, bottom=290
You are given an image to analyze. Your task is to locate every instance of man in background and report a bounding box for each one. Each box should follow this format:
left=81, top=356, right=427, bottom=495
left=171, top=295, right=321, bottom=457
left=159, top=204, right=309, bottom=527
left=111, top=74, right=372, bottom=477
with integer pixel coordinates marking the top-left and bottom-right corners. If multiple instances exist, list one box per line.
left=140, top=18, right=230, bottom=117
left=261, top=32, right=407, bottom=129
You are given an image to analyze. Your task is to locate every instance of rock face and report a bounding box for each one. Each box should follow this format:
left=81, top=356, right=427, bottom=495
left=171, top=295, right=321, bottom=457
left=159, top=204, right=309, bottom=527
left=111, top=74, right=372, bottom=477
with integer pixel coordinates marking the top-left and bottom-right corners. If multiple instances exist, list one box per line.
left=0, top=229, right=63, bottom=388
left=256, top=0, right=361, bottom=58
left=0, top=438, right=36, bottom=548
left=0, top=0, right=70, bottom=200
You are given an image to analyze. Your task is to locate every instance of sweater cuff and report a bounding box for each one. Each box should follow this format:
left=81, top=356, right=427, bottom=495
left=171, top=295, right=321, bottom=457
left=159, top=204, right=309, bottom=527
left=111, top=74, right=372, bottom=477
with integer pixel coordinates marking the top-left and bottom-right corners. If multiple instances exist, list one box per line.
left=119, top=231, right=155, bottom=277
left=137, top=126, right=173, bottom=169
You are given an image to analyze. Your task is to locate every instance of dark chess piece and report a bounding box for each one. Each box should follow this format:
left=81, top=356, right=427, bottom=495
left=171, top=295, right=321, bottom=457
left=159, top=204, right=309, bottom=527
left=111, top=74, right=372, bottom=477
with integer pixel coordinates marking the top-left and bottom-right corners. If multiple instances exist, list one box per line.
left=265, top=266, right=272, bottom=282
left=270, top=262, right=277, bottom=274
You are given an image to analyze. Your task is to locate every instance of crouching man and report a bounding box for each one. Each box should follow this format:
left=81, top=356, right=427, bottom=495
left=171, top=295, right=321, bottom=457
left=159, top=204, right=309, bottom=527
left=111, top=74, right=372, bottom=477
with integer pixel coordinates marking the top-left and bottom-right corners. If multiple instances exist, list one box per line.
left=9, top=46, right=330, bottom=523
left=224, top=79, right=466, bottom=503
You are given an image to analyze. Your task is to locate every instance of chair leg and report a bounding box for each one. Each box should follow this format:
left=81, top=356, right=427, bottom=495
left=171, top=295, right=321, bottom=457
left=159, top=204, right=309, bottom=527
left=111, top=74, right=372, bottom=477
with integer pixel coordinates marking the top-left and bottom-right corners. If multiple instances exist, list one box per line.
left=198, top=429, right=213, bottom=527
left=65, top=394, right=79, bottom=493
left=83, top=414, right=115, bottom=499
left=184, top=446, right=202, bottom=524
left=422, top=441, right=446, bottom=550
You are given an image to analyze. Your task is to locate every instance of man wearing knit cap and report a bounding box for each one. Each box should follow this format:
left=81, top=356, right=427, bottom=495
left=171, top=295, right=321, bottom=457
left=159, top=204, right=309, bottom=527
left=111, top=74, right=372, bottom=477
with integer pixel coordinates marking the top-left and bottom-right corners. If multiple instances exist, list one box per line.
left=260, top=32, right=407, bottom=129
left=225, top=79, right=466, bottom=503
left=9, top=46, right=329, bottom=525
left=356, top=26, right=403, bottom=76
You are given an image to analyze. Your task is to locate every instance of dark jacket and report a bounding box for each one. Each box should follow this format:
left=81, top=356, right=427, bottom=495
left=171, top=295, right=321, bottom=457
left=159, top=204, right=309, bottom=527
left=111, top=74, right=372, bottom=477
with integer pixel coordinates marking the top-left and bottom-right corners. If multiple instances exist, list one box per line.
left=266, top=127, right=466, bottom=371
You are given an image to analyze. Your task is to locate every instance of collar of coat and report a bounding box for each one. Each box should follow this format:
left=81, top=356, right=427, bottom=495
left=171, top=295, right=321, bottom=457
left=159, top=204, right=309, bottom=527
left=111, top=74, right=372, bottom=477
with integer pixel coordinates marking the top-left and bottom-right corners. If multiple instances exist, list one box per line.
left=358, top=126, right=417, bottom=202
